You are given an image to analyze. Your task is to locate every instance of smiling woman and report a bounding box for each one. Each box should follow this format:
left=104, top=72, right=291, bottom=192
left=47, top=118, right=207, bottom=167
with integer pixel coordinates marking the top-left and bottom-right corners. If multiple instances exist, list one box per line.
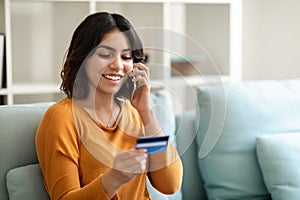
left=35, top=12, right=183, bottom=200
left=83, top=30, right=134, bottom=98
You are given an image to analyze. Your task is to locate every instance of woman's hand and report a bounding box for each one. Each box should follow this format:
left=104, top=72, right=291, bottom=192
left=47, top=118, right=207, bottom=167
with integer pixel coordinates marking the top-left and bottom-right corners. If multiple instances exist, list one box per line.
left=129, top=63, right=161, bottom=134
left=101, top=149, right=148, bottom=198
left=129, top=63, right=151, bottom=114
left=112, top=149, right=148, bottom=181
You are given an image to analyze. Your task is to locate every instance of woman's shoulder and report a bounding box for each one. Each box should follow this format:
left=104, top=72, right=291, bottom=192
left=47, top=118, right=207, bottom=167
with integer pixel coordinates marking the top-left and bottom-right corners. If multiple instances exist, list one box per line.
left=50, top=97, right=72, bottom=109
left=43, top=97, right=74, bottom=121
left=37, top=98, right=81, bottom=147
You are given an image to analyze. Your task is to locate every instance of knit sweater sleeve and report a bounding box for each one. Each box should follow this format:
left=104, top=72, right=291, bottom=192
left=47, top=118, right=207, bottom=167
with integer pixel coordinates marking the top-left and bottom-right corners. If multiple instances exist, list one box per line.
left=147, top=143, right=183, bottom=195
left=35, top=99, right=116, bottom=200
left=125, top=102, right=183, bottom=195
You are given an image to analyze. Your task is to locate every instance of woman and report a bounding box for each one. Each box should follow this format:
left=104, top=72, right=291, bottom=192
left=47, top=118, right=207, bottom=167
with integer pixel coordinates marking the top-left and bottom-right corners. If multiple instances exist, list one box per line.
left=36, top=12, right=182, bottom=200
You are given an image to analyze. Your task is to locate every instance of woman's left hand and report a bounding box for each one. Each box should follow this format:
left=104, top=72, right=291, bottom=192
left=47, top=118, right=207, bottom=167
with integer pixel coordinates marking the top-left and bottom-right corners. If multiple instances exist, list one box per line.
left=129, top=63, right=151, bottom=114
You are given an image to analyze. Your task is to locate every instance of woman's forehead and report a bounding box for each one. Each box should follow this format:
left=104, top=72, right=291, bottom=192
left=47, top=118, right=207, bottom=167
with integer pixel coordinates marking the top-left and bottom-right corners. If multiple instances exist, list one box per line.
left=100, top=30, right=131, bottom=50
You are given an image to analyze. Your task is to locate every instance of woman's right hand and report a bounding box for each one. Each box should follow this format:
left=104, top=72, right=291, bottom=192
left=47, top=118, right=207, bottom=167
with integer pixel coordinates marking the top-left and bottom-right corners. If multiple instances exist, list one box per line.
left=101, top=149, right=148, bottom=198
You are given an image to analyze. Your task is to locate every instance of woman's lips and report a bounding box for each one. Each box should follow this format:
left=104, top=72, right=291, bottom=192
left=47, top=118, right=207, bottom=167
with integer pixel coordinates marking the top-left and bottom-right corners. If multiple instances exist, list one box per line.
left=102, top=74, right=123, bottom=81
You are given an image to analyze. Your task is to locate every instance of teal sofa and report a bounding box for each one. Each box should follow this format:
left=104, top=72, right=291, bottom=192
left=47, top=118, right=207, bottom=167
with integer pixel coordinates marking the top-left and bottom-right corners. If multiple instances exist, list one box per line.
left=0, top=89, right=186, bottom=200
left=1, top=79, right=300, bottom=200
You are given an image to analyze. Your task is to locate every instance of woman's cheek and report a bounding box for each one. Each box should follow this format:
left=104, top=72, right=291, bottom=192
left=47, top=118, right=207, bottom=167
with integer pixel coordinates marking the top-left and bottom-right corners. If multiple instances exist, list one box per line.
left=124, top=60, right=134, bottom=72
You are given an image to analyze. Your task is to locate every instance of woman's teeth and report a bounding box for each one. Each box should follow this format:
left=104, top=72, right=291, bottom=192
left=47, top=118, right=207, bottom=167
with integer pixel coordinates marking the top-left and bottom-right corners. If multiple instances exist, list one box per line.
left=103, top=74, right=122, bottom=81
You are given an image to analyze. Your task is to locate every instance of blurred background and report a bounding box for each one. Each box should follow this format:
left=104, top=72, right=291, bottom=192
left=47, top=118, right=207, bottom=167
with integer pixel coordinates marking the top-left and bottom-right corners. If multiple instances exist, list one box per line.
left=0, top=0, right=299, bottom=111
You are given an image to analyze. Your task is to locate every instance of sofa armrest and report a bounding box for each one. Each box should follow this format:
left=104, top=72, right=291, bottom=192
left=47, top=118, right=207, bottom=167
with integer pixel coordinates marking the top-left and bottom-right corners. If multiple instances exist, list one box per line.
left=0, top=103, right=53, bottom=200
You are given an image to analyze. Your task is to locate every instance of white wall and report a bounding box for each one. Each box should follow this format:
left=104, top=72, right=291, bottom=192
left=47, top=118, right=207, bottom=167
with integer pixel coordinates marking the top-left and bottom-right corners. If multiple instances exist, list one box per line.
left=243, top=0, right=300, bottom=80
left=186, top=4, right=229, bottom=75
left=0, top=1, right=4, bottom=33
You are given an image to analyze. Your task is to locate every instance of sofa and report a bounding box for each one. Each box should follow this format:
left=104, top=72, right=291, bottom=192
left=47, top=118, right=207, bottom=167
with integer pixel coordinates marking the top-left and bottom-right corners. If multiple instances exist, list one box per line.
left=1, top=78, right=300, bottom=200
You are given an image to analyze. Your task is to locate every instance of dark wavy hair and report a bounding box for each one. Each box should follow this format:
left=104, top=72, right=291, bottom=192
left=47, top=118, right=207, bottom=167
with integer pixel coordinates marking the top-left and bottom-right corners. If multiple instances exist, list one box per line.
left=60, top=12, right=144, bottom=99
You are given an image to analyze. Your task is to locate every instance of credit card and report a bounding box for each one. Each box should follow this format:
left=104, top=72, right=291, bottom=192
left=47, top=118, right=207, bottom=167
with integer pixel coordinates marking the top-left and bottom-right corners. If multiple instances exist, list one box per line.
left=135, top=135, right=169, bottom=154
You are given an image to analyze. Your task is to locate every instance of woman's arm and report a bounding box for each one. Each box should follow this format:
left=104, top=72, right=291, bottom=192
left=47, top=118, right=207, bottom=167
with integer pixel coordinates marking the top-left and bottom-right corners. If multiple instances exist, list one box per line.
left=139, top=109, right=183, bottom=194
left=129, top=63, right=183, bottom=194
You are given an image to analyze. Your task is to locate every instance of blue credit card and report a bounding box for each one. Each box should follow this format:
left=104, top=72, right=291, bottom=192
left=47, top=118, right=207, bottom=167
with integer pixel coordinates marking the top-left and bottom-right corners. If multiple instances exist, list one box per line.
left=135, top=135, right=169, bottom=154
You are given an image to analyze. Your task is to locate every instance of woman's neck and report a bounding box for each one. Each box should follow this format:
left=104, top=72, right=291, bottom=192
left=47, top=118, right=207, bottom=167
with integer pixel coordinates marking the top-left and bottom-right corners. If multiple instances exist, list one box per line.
left=77, top=90, right=120, bottom=128
left=86, top=90, right=115, bottom=111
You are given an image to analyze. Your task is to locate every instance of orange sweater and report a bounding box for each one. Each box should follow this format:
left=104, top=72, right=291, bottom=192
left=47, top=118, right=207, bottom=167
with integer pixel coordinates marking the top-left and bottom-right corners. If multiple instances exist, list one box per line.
left=36, top=98, right=182, bottom=200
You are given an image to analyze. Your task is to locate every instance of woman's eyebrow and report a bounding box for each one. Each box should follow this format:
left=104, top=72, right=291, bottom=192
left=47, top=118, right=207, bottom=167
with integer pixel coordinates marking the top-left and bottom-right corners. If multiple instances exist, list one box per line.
left=97, top=45, right=115, bottom=52
left=122, top=48, right=132, bottom=53
left=97, top=45, right=132, bottom=53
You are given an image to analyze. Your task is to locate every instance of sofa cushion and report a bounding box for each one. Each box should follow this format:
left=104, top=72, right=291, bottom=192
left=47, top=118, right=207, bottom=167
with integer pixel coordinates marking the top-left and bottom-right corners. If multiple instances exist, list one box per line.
left=256, top=132, right=300, bottom=200
left=196, top=79, right=300, bottom=199
left=0, top=102, right=53, bottom=200
left=150, top=88, right=176, bottom=146
left=6, top=164, right=50, bottom=200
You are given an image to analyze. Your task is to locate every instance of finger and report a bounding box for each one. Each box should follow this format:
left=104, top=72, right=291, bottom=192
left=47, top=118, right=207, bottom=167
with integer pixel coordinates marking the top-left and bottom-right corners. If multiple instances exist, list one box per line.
left=116, top=149, right=147, bottom=162
left=132, top=63, right=150, bottom=79
left=130, top=69, right=148, bottom=81
left=132, top=77, right=149, bottom=89
left=131, top=70, right=150, bottom=87
left=122, top=156, right=148, bottom=173
left=126, top=162, right=147, bottom=173
left=134, top=148, right=148, bottom=153
left=114, top=154, right=148, bottom=173
left=133, top=63, right=149, bottom=75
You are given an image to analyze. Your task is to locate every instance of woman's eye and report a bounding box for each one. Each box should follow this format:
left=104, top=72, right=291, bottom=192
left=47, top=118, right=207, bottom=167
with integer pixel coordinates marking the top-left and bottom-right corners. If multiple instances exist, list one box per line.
left=122, top=55, right=133, bottom=60
left=121, top=52, right=133, bottom=60
left=98, top=53, right=113, bottom=59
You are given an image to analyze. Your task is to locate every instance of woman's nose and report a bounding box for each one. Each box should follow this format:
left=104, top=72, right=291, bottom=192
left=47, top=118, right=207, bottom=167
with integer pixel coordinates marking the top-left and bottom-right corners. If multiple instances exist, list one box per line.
left=109, top=56, right=124, bottom=71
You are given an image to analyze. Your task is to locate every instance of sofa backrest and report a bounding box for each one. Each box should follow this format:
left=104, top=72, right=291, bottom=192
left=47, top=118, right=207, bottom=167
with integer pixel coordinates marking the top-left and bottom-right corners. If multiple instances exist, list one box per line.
left=195, top=78, right=300, bottom=199
left=0, top=89, right=184, bottom=200
left=0, top=102, right=53, bottom=200
left=175, top=111, right=207, bottom=200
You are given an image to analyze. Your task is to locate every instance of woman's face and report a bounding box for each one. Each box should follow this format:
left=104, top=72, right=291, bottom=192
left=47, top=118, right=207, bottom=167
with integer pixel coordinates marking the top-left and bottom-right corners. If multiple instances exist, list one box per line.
left=85, top=29, right=134, bottom=96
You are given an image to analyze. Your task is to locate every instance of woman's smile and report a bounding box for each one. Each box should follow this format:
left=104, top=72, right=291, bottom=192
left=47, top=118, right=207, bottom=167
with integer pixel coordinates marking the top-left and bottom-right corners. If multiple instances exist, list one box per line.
left=102, top=73, right=123, bottom=82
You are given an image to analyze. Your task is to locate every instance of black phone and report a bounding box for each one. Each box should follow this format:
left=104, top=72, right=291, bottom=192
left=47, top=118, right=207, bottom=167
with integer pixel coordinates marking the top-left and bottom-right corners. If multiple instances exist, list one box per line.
left=117, top=53, right=144, bottom=99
